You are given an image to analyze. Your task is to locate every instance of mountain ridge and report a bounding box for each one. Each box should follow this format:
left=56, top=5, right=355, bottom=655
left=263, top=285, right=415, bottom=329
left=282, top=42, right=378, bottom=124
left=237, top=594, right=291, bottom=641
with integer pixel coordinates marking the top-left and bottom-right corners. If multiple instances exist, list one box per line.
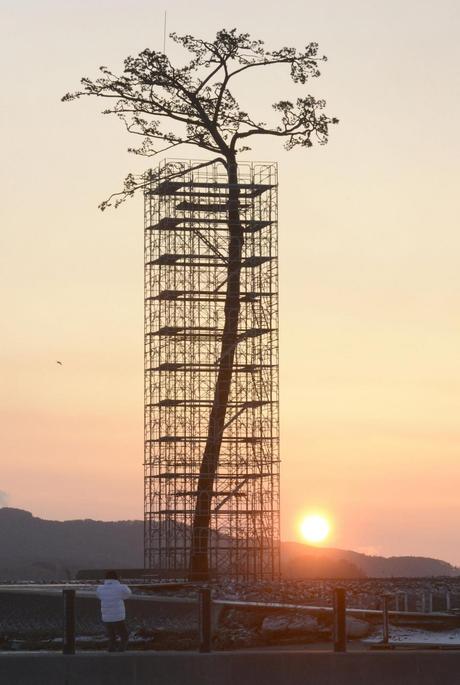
left=1, top=507, right=458, bottom=581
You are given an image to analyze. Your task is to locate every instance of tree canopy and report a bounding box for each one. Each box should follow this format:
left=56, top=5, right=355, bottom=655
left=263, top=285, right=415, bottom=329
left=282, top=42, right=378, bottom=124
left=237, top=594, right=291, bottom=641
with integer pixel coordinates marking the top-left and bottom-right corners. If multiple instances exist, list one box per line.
left=63, top=28, right=337, bottom=208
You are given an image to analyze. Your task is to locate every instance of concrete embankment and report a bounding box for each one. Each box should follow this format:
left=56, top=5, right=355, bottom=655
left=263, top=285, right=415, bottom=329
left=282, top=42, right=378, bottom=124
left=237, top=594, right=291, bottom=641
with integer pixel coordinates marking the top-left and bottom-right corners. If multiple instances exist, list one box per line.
left=2, top=650, right=460, bottom=685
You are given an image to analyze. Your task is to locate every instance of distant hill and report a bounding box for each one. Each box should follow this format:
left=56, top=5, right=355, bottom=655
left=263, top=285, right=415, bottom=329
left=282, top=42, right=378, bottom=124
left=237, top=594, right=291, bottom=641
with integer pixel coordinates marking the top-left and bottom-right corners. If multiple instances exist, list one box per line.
left=0, top=508, right=458, bottom=581
left=281, top=541, right=459, bottom=579
left=0, top=508, right=143, bottom=581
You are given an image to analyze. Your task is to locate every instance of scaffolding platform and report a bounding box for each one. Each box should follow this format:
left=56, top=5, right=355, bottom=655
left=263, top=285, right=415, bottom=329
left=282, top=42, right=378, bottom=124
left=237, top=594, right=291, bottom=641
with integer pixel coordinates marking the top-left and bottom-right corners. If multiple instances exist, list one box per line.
left=150, top=180, right=274, bottom=198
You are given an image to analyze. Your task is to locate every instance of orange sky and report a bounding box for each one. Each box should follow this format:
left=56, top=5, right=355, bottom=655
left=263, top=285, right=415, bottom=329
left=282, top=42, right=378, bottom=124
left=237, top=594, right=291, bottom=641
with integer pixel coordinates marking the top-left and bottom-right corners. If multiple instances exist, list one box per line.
left=1, top=0, right=460, bottom=563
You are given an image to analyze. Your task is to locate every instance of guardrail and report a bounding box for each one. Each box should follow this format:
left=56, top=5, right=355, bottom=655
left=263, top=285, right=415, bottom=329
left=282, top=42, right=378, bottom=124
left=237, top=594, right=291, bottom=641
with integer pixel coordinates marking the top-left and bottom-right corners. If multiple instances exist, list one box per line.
left=1, top=584, right=459, bottom=654
left=58, top=585, right=439, bottom=655
left=59, top=587, right=214, bottom=655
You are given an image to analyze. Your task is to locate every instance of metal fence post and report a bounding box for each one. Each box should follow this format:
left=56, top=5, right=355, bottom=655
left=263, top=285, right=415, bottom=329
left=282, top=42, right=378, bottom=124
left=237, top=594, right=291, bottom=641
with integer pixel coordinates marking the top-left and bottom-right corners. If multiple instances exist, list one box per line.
left=382, top=595, right=390, bottom=645
left=63, top=589, right=76, bottom=655
left=198, top=587, right=212, bottom=653
left=421, top=590, right=433, bottom=613
left=427, top=591, right=433, bottom=613
left=333, top=588, right=346, bottom=652
left=403, top=592, right=409, bottom=613
left=396, top=592, right=408, bottom=612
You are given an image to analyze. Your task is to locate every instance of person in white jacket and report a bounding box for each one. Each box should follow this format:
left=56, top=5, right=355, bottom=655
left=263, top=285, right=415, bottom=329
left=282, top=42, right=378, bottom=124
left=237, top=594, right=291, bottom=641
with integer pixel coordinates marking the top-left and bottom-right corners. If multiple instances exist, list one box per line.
left=96, top=570, right=132, bottom=652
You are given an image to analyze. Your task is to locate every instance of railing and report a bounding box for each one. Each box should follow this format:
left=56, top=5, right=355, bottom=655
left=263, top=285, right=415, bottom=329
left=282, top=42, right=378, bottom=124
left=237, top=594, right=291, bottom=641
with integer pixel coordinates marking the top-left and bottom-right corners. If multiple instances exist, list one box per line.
left=61, top=587, right=213, bottom=655
left=1, top=583, right=458, bottom=654
left=58, top=585, right=413, bottom=655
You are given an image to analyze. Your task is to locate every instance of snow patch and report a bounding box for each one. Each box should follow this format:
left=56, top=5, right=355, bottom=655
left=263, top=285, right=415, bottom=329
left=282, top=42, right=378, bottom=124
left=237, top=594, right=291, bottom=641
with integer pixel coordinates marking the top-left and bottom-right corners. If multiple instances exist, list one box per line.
left=366, top=626, right=460, bottom=645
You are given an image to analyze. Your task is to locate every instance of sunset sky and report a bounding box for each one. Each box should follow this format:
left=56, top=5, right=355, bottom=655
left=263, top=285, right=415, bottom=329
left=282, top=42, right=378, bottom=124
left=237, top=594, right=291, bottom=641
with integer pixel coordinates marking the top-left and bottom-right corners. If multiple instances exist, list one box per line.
left=1, top=0, right=460, bottom=563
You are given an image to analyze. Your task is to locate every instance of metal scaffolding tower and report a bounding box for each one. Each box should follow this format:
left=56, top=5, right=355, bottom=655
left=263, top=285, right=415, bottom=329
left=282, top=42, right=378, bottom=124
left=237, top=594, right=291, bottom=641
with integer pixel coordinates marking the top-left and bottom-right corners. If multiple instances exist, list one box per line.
left=144, top=159, right=279, bottom=580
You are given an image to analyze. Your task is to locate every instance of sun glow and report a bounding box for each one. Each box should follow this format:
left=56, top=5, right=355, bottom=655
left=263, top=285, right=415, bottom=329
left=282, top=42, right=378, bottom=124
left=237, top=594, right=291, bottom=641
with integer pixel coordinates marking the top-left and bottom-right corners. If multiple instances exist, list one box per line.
left=300, top=514, right=331, bottom=544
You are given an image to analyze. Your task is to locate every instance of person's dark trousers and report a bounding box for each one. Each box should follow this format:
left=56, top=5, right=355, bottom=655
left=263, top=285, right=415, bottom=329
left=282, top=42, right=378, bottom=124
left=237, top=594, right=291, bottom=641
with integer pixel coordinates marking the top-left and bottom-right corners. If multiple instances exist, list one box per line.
left=104, top=620, right=129, bottom=652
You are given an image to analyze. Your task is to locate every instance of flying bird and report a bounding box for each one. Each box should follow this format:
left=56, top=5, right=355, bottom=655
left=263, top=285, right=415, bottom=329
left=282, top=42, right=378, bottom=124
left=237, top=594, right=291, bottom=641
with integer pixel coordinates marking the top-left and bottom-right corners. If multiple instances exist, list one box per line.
left=56, top=361, right=63, bottom=366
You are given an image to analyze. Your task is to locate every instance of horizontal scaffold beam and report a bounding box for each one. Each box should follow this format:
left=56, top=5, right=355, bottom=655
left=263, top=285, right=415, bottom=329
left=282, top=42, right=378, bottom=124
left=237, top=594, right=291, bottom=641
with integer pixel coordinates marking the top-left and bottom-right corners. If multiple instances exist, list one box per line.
left=159, top=509, right=277, bottom=515
left=147, top=326, right=272, bottom=339
left=150, top=473, right=274, bottom=479
left=147, top=254, right=273, bottom=268
left=175, top=490, right=246, bottom=497
left=147, top=400, right=269, bottom=408
left=149, top=180, right=274, bottom=198
left=146, top=436, right=275, bottom=443
left=146, top=289, right=274, bottom=302
left=176, top=201, right=250, bottom=212
left=146, top=363, right=275, bottom=372
left=147, top=217, right=273, bottom=233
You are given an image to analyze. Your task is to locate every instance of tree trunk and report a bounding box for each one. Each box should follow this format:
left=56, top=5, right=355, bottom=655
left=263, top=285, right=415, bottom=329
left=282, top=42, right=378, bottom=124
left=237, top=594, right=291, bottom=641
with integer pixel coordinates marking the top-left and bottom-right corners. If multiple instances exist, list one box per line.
left=189, top=157, right=243, bottom=580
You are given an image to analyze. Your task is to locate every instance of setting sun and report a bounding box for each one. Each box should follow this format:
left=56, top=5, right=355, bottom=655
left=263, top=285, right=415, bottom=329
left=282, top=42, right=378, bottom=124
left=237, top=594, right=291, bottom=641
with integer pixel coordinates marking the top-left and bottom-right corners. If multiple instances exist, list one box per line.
left=300, top=514, right=331, bottom=544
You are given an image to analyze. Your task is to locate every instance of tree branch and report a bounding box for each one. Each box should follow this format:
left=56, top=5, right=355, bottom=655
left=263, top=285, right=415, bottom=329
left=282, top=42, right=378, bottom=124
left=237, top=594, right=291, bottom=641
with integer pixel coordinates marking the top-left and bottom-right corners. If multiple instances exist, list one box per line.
left=195, top=52, right=226, bottom=94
